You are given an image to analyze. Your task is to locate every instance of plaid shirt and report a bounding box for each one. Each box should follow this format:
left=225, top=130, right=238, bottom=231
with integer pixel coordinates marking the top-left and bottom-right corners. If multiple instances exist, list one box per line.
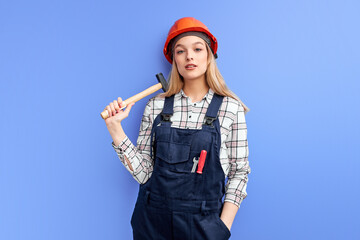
left=112, top=88, right=250, bottom=207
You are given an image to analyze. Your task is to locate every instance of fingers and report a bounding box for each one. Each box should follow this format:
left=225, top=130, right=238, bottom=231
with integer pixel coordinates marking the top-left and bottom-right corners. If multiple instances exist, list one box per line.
left=118, top=97, right=125, bottom=108
left=109, top=101, right=116, bottom=116
left=108, top=99, right=120, bottom=116
left=105, top=105, right=111, bottom=117
left=104, top=97, right=134, bottom=119
left=113, top=100, right=120, bottom=113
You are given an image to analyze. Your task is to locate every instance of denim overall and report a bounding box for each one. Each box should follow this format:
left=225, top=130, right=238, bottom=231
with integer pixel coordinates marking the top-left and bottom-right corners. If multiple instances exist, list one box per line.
left=130, top=93, right=231, bottom=240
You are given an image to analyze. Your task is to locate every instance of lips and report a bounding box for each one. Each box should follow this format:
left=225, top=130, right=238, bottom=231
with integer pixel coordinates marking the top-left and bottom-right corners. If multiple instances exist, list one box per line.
left=185, top=64, right=197, bottom=69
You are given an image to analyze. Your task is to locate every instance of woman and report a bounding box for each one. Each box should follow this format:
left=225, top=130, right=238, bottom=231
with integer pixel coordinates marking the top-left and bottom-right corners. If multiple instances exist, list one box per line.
left=104, top=17, right=250, bottom=240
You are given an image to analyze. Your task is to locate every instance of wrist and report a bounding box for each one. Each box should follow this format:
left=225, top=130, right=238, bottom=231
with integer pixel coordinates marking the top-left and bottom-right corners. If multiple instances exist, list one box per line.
left=111, top=131, right=127, bottom=147
left=112, top=134, right=126, bottom=147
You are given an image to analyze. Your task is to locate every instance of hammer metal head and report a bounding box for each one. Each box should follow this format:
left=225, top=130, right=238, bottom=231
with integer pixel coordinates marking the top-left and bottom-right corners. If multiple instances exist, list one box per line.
left=156, top=73, right=169, bottom=92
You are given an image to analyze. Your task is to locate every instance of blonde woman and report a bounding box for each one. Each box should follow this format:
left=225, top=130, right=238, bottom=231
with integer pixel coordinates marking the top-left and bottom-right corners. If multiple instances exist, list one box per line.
left=104, top=17, right=250, bottom=240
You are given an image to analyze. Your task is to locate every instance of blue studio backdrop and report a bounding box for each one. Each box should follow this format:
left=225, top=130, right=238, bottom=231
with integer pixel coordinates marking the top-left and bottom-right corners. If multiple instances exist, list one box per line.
left=1, top=0, right=359, bottom=239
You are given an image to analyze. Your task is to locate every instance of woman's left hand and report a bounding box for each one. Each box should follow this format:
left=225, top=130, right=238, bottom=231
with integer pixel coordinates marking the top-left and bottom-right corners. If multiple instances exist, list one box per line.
left=220, top=202, right=239, bottom=231
left=220, top=217, right=232, bottom=231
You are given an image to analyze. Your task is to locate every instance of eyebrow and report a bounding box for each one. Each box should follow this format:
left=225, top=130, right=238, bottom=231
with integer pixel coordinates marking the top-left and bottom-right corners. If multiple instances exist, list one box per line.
left=174, top=42, right=205, bottom=49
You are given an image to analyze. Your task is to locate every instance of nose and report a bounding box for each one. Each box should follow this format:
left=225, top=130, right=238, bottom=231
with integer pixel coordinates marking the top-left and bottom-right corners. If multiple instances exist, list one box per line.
left=186, top=51, right=194, bottom=61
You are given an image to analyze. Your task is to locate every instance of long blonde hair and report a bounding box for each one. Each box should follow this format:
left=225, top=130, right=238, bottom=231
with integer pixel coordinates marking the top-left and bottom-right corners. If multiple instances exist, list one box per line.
left=161, top=44, right=250, bottom=114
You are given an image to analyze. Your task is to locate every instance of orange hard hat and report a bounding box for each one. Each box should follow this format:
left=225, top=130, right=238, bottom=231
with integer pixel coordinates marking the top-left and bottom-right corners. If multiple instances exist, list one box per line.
left=163, top=17, right=218, bottom=64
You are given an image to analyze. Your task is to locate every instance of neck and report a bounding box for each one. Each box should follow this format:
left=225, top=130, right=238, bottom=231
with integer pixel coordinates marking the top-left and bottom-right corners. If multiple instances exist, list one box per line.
left=182, top=75, right=209, bottom=103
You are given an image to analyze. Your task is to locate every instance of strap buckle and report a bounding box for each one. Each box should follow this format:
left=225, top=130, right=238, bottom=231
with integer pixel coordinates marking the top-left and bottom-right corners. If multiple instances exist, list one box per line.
left=203, top=116, right=216, bottom=127
left=161, top=113, right=172, bottom=122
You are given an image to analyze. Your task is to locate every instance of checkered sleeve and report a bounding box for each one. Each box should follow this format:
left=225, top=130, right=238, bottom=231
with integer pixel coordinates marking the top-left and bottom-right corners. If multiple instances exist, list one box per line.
left=224, top=103, right=250, bottom=208
left=112, top=98, right=155, bottom=184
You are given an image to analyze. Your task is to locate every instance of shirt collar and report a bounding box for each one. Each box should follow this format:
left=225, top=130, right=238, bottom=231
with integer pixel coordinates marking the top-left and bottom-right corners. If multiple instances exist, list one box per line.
left=175, top=88, right=214, bottom=104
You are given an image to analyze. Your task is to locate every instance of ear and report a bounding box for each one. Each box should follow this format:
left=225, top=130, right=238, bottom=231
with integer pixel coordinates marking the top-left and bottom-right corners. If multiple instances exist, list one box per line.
left=207, top=53, right=213, bottom=67
left=205, top=44, right=213, bottom=65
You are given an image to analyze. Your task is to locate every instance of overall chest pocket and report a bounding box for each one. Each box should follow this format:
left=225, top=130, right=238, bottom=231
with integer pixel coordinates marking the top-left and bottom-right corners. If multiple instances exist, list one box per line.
left=155, top=141, right=191, bottom=172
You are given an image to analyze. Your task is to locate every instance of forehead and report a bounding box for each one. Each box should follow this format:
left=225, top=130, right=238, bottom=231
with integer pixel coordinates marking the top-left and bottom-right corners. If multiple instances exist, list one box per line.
left=174, top=35, right=206, bottom=47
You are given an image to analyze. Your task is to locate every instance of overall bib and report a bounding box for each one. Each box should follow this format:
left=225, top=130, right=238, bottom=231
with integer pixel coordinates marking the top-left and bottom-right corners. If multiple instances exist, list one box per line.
left=131, top=93, right=231, bottom=240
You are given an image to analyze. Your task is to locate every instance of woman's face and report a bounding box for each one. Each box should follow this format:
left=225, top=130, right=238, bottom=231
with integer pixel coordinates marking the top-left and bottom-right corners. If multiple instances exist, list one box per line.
left=173, top=35, right=208, bottom=82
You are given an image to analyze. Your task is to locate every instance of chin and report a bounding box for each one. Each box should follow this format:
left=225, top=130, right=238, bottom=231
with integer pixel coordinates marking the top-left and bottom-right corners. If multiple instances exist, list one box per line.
left=180, top=72, right=205, bottom=81
left=182, top=76, right=200, bottom=81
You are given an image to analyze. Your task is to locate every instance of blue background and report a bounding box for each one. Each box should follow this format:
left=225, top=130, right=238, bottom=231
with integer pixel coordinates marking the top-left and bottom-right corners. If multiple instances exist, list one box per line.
left=1, top=0, right=359, bottom=239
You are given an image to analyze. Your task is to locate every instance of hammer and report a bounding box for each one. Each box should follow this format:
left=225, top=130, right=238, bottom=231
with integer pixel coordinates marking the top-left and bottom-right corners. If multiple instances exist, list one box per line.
left=100, top=73, right=168, bottom=119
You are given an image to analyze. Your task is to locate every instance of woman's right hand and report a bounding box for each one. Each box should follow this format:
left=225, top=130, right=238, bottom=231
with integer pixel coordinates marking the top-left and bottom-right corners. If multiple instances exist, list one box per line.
left=104, top=97, right=135, bottom=127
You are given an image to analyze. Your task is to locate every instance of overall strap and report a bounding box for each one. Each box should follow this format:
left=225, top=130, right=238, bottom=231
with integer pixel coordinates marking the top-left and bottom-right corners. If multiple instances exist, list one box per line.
left=162, top=95, right=174, bottom=116
left=203, top=93, right=224, bottom=127
left=150, top=95, right=175, bottom=159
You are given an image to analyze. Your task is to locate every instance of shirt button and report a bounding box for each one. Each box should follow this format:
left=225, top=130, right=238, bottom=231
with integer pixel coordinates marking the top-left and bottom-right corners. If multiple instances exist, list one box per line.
left=194, top=104, right=196, bottom=106
left=189, top=115, right=191, bottom=118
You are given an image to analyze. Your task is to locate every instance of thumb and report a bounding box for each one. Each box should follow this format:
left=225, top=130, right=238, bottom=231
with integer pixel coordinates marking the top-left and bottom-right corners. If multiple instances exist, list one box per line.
left=124, top=102, right=135, bottom=115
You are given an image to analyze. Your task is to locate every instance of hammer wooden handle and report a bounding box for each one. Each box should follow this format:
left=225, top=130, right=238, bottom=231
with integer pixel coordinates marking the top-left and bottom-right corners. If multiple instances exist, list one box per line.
left=100, top=82, right=162, bottom=119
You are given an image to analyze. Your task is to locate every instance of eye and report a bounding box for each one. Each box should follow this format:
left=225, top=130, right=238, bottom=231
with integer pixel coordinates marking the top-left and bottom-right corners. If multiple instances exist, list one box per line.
left=195, top=48, right=202, bottom=52
left=176, top=50, right=184, bottom=54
